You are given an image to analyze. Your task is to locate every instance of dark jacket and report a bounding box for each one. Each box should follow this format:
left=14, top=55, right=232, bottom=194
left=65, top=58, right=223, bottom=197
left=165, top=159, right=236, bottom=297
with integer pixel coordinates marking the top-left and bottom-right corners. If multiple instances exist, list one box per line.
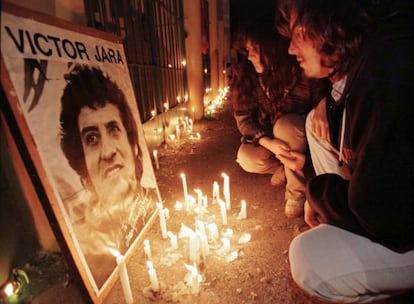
left=307, top=1, right=414, bottom=252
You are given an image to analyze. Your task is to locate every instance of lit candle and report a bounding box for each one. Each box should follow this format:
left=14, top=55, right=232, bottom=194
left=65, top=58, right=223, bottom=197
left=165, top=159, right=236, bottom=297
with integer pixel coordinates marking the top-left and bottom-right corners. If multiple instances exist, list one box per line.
left=185, top=264, right=201, bottom=295
left=238, top=200, right=247, bottom=219
left=180, top=173, right=189, bottom=211
left=218, top=238, right=231, bottom=255
left=144, top=239, right=151, bottom=259
left=110, top=249, right=133, bottom=304
left=198, top=231, right=210, bottom=259
left=194, top=188, right=203, bottom=209
left=153, top=150, right=160, bottom=170
left=202, top=195, right=208, bottom=209
left=221, top=173, right=231, bottom=210
left=157, top=203, right=168, bottom=239
left=189, top=232, right=200, bottom=264
left=147, top=261, right=160, bottom=292
left=191, top=267, right=200, bottom=295
left=212, top=181, right=220, bottom=203
left=207, top=222, right=219, bottom=243
left=176, top=124, right=181, bottom=141
left=218, top=199, right=227, bottom=225
left=168, top=231, right=178, bottom=250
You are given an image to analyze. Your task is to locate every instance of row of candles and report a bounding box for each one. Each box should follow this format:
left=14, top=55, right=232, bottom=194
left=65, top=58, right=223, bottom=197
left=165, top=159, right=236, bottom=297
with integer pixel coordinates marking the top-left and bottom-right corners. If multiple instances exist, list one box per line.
left=151, top=87, right=228, bottom=165
left=113, top=94, right=232, bottom=302
left=113, top=171, right=248, bottom=303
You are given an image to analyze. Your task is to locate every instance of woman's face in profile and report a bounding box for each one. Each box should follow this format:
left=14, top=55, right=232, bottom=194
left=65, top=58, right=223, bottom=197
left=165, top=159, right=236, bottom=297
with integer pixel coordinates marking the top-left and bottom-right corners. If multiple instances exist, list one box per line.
left=78, top=102, right=137, bottom=204
left=246, top=39, right=264, bottom=73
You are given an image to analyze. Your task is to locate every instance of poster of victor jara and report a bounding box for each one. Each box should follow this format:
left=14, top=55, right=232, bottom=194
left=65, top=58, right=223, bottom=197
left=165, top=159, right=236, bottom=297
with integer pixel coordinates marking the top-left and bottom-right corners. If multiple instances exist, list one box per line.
left=1, top=4, right=160, bottom=298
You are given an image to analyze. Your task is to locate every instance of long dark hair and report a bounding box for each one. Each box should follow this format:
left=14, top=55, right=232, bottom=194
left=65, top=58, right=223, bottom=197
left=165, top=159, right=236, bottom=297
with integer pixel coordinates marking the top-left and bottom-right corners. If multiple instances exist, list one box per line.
left=231, top=21, right=301, bottom=122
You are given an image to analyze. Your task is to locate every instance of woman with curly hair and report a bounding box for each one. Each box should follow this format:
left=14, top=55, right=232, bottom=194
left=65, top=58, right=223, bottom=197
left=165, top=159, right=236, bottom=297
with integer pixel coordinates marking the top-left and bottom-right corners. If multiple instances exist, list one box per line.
left=231, top=20, right=330, bottom=218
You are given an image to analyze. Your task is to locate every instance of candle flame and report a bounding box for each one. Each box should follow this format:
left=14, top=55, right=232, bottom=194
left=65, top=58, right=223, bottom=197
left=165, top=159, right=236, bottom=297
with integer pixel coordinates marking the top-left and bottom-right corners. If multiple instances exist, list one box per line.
left=184, top=263, right=198, bottom=275
left=109, top=248, right=121, bottom=257
left=175, top=201, right=183, bottom=210
left=4, top=282, right=14, bottom=296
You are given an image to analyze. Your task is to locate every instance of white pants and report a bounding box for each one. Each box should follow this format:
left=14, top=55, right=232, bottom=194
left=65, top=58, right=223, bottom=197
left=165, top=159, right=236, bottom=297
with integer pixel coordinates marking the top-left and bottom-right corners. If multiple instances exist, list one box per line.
left=289, top=224, right=414, bottom=303
left=289, top=111, right=414, bottom=302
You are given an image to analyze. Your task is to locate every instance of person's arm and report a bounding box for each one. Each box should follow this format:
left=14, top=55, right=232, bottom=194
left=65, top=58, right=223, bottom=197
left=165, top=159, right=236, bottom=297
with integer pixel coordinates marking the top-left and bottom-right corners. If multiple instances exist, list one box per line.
left=232, top=88, right=264, bottom=139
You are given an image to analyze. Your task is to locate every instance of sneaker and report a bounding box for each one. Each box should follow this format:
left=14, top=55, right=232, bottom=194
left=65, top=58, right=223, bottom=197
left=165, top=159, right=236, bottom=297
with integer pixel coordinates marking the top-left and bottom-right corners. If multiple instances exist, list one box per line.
left=284, top=199, right=304, bottom=219
left=270, top=165, right=286, bottom=186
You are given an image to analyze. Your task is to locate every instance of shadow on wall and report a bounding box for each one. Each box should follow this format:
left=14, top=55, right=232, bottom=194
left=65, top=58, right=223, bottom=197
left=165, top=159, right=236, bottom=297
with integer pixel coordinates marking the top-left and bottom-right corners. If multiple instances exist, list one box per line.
left=0, top=121, right=41, bottom=284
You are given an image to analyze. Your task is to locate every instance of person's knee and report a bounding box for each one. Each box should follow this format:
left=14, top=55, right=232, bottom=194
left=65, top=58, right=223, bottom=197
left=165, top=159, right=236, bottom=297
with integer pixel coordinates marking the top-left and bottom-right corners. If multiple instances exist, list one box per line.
left=274, top=114, right=306, bottom=151
left=237, top=148, right=264, bottom=173
left=289, top=233, right=314, bottom=289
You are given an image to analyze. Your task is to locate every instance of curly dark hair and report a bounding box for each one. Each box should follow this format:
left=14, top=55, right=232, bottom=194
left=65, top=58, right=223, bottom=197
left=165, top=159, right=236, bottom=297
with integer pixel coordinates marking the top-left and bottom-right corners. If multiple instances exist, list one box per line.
left=231, top=21, right=301, bottom=123
left=59, top=64, right=142, bottom=190
left=284, top=0, right=376, bottom=78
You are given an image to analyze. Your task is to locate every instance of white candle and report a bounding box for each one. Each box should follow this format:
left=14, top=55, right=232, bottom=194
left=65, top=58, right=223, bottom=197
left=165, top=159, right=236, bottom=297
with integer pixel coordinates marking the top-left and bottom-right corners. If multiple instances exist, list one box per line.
left=195, top=220, right=206, bottom=235
left=157, top=203, right=168, bottom=239
left=184, top=264, right=200, bottom=295
left=198, top=231, right=210, bottom=258
left=180, top=173, right=189, bottom=211
left=191, top=267, right=200, bottom=294
left=221, top=173, right=231, bottom=210
left=110, top=249, right=133, bottom=304
left=147, top=261, right=160, bottom=292
left=168, top=231, right=178, bottom=250
left=176, top=124, right=181, bottom=141
left=194, top=188, right=203, bottom=209
left=218, top=199, right=227, bottom=225
left=153, top=150, right=160, bottom=170
left=189, top=232, right=200, bottom=264
left=238, top=200, right=247, bottom=219
left=207, top=223, right=219, bottom=243
left=144, top=239, right=151, bottom=259
left=202, top=195, right=208, bottom=209
left=212, top=181, right=220, bottom=203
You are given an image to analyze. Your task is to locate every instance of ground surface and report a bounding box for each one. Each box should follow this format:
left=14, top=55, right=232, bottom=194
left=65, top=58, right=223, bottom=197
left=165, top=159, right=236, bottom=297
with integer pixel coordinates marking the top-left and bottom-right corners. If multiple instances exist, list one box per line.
left=26, top=101, right=414, bottom=303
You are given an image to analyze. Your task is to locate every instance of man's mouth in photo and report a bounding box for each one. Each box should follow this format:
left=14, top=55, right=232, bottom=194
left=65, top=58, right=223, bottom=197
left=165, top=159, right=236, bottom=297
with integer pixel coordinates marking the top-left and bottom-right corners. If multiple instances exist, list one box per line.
left=103, top=164, right=123, bottom=178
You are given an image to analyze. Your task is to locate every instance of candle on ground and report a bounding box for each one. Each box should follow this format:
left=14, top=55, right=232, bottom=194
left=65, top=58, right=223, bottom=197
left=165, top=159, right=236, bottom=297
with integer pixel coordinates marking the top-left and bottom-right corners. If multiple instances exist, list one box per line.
left=185, top=264, right=200, bottom=295
left=238, top=200, right=247, bottom=219
left=212, top=181, right=220, bottom=203
left=168, top=231, right=178, bottom=250
left=176, top=124, right=181, bottom=141
left=153, top=150, right=160, bottom=169
left=207, top=223, right=219, bottom=243
left=221, top=173, right=231, bottom=210
left=180, top=173, right=189, bottom=211
left=189, top=232, right=200, bottom=264
left=144, top=239, right=152, bottom=259
left=218, top=199, right=227, bottom=225
left=191, top=267, right=200, bottom=294
left=157, top=203, right=168, bottom=239
left=110, top=249, right=133, bottom=304
left=147, top=261, right=160, bottom=292
left=194, top=188, right=203, bottom=209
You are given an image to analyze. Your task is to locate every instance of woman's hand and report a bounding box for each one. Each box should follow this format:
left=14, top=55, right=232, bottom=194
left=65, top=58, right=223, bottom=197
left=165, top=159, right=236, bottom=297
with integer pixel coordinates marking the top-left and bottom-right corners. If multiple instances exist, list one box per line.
left=259, top=136, right=291, bottom=156
left=277, top=151, right=306, bottom=171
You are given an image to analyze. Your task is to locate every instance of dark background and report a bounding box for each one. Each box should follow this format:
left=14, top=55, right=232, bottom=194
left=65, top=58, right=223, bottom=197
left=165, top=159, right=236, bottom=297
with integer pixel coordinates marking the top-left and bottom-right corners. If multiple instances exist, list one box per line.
left=230, top=0, right=276, bottom=34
